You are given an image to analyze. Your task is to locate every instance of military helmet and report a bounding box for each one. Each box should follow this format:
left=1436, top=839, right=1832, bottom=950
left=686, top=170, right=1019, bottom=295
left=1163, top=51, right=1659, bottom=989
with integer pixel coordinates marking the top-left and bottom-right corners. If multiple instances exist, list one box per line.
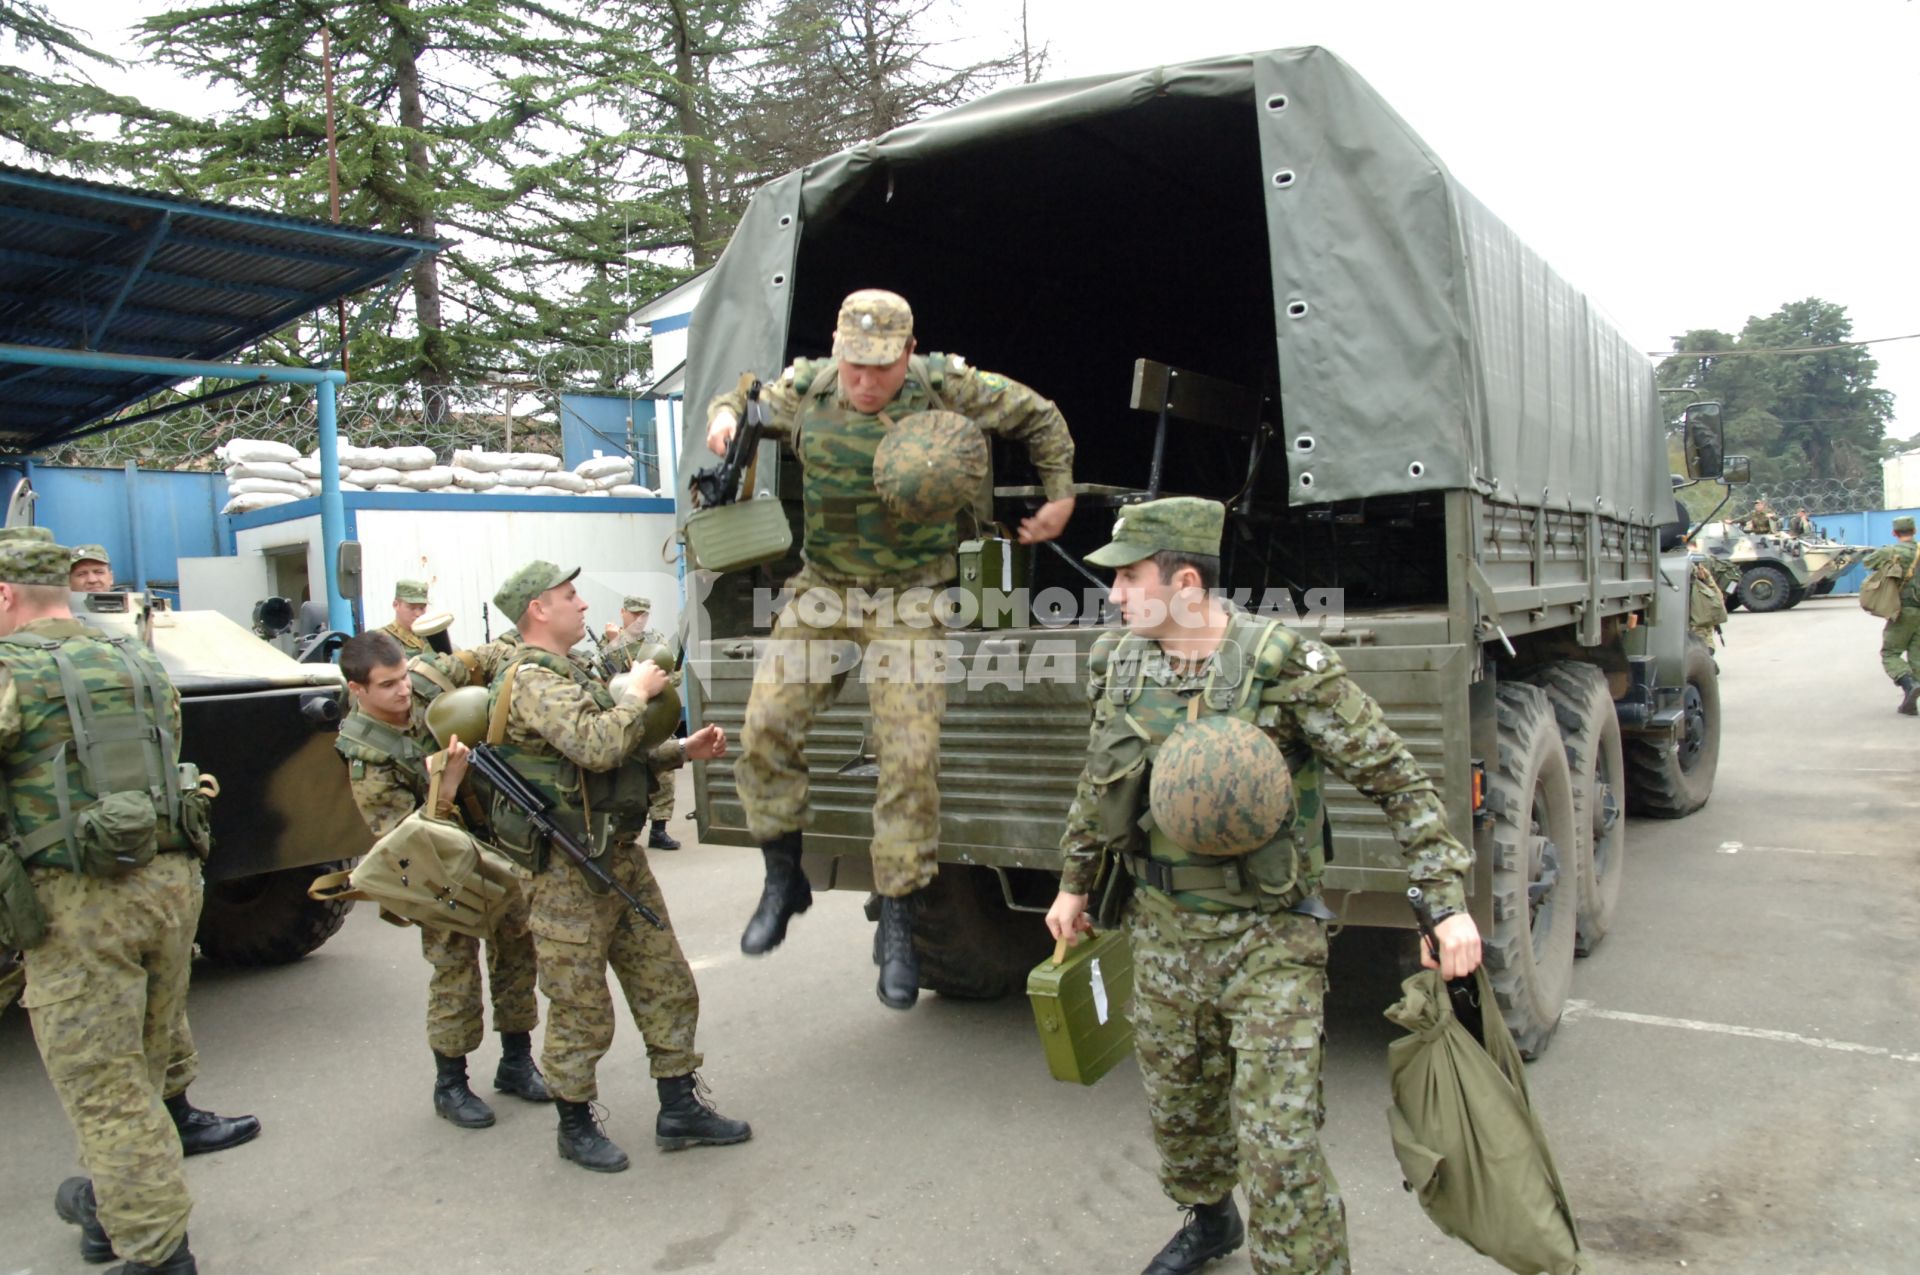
left=608, top=646, right=681, bottom=750
left=634, top=641, right=679, bottom=676
left=1149, top=716, right=1293, bottom=857
left=873, top=410, right=988, bottom=522
left=426, top=685, right=490, bottom=750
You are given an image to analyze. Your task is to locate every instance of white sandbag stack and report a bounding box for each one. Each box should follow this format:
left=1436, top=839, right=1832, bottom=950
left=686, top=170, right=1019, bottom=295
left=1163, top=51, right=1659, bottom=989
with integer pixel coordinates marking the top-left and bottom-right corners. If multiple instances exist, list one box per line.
left=219, top=439, right=307, bottom=514
left=574, top=454, right=636, bottom=491
left=225, top=439, right=639, bottom=509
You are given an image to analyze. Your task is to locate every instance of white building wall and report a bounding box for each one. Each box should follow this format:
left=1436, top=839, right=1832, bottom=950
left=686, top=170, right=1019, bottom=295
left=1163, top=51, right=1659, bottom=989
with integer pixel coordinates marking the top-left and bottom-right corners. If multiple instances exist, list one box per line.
left=1883, top=451, right=1920, bottom=510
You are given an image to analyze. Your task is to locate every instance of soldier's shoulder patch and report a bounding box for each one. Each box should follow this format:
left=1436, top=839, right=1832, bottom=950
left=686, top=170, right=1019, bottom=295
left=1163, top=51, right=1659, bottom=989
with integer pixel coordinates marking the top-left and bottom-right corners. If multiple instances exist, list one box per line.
left=349, top=760, right=366, bottom=779
left=1301, top=644, right=1332, bottom=674
left=947, top=353, right=969, bottom=373
left=973, top=370, right=1009, bottom=395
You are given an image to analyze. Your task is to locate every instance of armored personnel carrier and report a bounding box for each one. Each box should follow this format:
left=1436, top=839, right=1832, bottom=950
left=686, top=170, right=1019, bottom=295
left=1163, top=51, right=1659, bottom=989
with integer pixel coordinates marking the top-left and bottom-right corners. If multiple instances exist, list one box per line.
left=1693, top=519, right=1870, bottom=612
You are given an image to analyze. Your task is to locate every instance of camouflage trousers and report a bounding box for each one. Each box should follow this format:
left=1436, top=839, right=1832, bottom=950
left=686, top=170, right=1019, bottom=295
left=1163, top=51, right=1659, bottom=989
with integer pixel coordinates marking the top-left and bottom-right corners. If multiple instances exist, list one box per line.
left=738, top=567, right=945, bottom=896
left=528, top=838, right=701, bottom=1100
left=1127, top=890, right=1349, bottom=1275
left=648, top=757, right=677, bottom=823
left=1881, top=607, right=1920, bottom=681
left=421, top=875, right=538, bottom=1057
left=21, top=853, right=199, bottom=1265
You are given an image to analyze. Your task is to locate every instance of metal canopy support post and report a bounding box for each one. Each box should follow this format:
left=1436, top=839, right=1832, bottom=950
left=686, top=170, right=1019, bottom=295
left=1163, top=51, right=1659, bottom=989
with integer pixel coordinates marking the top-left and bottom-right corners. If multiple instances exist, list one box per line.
left=122, top=460, right=148, bottom=593
left=315, top=376, right=351, bottom=633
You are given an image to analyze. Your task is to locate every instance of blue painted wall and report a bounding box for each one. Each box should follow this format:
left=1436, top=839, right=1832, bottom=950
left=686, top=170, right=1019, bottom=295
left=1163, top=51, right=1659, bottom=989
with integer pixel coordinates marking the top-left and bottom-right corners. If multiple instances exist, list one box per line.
left=558, top=393, right=658, bottom=487
left=1809, top=507, right=1920, bottom=595
left=0, top=461, right=225, bottom=600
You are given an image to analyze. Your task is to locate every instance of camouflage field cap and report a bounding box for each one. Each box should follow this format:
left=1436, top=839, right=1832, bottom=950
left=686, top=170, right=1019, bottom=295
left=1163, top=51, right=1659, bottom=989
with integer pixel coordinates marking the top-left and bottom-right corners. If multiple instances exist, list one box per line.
left=394, top=579, right=429, bottom=604
left=833, top=289, right=913, bottom=365
left=0, top=539, right=75, bottom=586
left=1085, top=497, right=1226, bottom=567
left=0, top=526, right=54, bottom=543
left=622, top=595, right=652, bottom=614
left=873, top=410, right=989, bottom=522
left=1150, top=715, right=1294, bottom=857
left=492, top=560, right=579, bottom=623
left=70, top=543, right=110, bottom=567
left=1895, top=516, right=1916, bottom=535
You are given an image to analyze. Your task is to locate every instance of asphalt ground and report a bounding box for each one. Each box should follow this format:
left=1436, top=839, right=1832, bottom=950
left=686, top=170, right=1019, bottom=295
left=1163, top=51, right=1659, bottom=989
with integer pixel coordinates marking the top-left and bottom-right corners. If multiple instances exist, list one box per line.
left=4, top=595, right=1918, bottom=1274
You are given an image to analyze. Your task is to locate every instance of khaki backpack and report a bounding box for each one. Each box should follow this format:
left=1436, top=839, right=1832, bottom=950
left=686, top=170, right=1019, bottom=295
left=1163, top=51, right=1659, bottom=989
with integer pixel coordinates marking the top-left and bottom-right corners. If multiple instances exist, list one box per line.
left=1859, top=546, right=1917, bottom=620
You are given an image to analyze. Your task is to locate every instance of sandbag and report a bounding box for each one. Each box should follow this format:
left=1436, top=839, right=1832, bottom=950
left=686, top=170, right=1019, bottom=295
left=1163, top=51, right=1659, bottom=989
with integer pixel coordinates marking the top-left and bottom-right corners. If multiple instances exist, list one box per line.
left=534, top=470, right=591, bottom=493
left=293, top=455, right=322, bottom=478
left=574, top=455, right=634, bottom=482
left=590, top=470, right=636, bottom=490
left=225, top=460, right=307, bottom=484
left=221, top=491, right=298, bottom=515
left=451, top=466, right=501, bottom=491
left=399, top=465, right=455, bottom=491
left=451, top=449, right=559, bottom=473
left=382, top=445, right=438, bottom=472
left=218, top=438, right=302, bottom=465
left=493, top=468, right=546, bottom=488
left=608, top=484, right=654, bottom=498
left=228, top=476, right=312, bottom=498
left=372, top=484, right=414, bottom=493
left=525, top=485, right=578, bottom=497
left=354, top=466, right=404, bottom=487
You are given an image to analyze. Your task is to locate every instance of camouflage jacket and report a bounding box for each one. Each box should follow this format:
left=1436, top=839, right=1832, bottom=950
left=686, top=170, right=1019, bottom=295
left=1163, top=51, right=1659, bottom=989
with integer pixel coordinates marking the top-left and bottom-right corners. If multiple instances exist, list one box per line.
left=1864, top=540, right=1920, bottom=607
left=495, top=648, right=686, bottom=775
left=706, top=353, right=1075, bottom=584
left=378, top=620, right=428, bottom=654
left=1059, top=618, right=1472, bottom=913
left=0, top=618, right=184, bottom=866
left=601, top=626, right=667, bottom=677
left=337, top=708, right=442, bottom=838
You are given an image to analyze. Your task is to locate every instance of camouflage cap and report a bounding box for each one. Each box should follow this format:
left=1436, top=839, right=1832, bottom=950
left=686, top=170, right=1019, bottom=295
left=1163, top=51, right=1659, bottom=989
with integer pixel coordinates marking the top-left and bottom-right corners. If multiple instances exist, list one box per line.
left=622, top=595, right=652, bottom=614
left=1085, top=497, right=1226, bottom=568
left=70, top=543, right=110, bottom=566
left=492, top=560, right=579, bottom=623
left=0, top=526, right=54, bottom=543
left=833, top=289, right=913, bottom=365
left=0, top=540, right=75, bottom=586
left=1894, top=516, right=1916, bottom=535
left=394, top=578, right=429, bottom=603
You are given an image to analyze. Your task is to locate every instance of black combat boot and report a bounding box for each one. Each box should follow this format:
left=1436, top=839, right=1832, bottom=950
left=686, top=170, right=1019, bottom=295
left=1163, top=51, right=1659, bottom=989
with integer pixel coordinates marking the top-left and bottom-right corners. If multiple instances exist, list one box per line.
left=739, top=829, right=811, bottom=955
left=1898, top=674, right=1919, bottom=715
left=492, top=1031, right=552, bottom=1102
left=655, top=1073, right=753, bottom=1150
left=165, top=1090, right=261, bottom=1157
left=432, top=1051, right=497, bottom=1128
left=106, top=1235, right=196, bottom=1274
left=874, top=890, right=921, bottom=1011
left=556, top=1099, right=630, bottom=1172
left=54, top=1176, right=113, bottom=1264
left=648, top=820, right=682, bottom=850
left=1141, top=1196, right=1245, bottom=1275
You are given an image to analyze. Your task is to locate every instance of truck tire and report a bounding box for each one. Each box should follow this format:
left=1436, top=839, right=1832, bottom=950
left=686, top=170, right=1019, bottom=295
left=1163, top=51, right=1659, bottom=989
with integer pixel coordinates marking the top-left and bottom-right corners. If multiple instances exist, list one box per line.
left=1623, top=637, right=1721, bottom=819
left=1483, top=683, right=1578, bottom=1059
left=1784, top=585, right=1808, bottom=609
left=1531, top=662, right=1626, bottom=957
left=196, top=861, right=355, bottom=966
left=1738, top=564, right=1793, bottom=612
left=900, top=866, right=1053, bottom=1000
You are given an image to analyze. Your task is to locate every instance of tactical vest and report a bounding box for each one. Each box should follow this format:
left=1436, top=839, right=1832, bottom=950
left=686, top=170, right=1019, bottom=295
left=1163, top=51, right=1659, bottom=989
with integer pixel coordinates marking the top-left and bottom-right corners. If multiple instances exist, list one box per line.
left=334, top=709, right=432, bottom=802
left=482, top=646, right=656, bottom=868
left=0, top=627, right=208, bottom=873
left=792, top=354, right=968, bottom=580
left=1089, top=613, right=1326, bottom=912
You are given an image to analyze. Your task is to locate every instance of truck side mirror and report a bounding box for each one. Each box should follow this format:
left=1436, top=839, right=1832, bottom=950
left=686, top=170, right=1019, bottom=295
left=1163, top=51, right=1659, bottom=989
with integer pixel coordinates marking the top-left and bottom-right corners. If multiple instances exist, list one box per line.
left=1682, top=401, right=1724, bottom=480
left=336, top=540, right=363, bottom=600
left=1721, top=454, right=1751, bottom=485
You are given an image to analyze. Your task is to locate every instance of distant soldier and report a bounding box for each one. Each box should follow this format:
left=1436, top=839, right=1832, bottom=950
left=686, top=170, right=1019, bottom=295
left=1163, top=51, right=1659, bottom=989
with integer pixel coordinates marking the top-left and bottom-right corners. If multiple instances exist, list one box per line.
left=2, top=537, right=211, bottom=1273
left=1688, top=554, right=1729, bottom=647
left=378, top=579, right=430, bottom=653
left=336, top=629, right=549, bottom=1128
left=1741, top=500, right=1777, bottom=534
left=1863, top=516, right=1920, bottom=715
left=1046, top=498, right=1481, bottom=1275
left=1786, top=507, right=1814, bottom=537
left=485, top=561, right=748, bottom=1172
left=602, top=596, right=681, bottom=850
left=68, top=544, right=115, bottom=593
left=705, top=288, right=1077, bottom=1007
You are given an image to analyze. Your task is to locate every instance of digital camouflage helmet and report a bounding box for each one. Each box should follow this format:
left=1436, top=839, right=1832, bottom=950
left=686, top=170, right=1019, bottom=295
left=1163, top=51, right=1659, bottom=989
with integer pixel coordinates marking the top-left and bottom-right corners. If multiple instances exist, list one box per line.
left=1149, top=714, right=1294, bottom=857
left=873, top=410, right=989, bottom=522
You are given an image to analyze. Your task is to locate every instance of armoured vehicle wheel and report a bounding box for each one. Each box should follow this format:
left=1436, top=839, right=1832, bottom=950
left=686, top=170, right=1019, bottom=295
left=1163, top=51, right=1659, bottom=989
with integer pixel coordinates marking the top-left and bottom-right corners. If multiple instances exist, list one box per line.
left=1812, top=579, right=1837, bottom=597
left=905, top=866, right=1052, bottom=1000
left=1483, top=683, right=1578, bottom=1059
left=196, top=861, right=355, bottom=966
left=1738, top=564, right=1794, bottom=612
left=1784, top=585, right=1808, bottom=609
left=1624, top=637, right=1720, bottom=818
left=1531, top=663, right=1625, bottom=957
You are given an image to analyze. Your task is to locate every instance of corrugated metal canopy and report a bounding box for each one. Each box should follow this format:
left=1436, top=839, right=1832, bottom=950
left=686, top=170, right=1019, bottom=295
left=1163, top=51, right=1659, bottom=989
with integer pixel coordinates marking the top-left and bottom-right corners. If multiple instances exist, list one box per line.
left=0, top=165, right=444, bottom=449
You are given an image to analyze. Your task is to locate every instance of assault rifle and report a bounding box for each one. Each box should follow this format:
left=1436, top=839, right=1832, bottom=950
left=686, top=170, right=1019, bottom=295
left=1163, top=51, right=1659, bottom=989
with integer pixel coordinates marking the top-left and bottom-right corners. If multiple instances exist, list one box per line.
left=467, top=743, right=665, bottom=930
left=687, top=378, right=766, bottom=509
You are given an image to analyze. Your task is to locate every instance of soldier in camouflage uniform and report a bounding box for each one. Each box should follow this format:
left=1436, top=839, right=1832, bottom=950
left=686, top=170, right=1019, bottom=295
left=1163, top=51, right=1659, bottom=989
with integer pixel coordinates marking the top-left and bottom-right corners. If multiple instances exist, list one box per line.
left=705, top=288, right=1078, bottom=1008
left=485, top=561, right=748, bottom=1172
left=1, top=539, right=203, bottom=1273
left=1687, top=553, right=1729, bottom=647
left=1045, top=498, right=1483, bottom=1275
left=336, top=629, right=549, bottom=1128
left=602, top=595, right=683, bottom=850
left=378, top=579, right=431, bottom=654
left=1740, top=500, right=1777, bottom=534
left=1863, top=515, right=1920, bottom=714
left=67, top=543, right=115, bottom=593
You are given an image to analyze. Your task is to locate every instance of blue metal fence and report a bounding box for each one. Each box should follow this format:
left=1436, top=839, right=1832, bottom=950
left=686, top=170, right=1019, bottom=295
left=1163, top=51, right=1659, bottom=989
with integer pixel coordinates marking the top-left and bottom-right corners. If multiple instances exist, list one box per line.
left=1803, top=507, right=1920, bottom=595
left=559, top=393, right=658, bottom=486
left=0, top=460, right=224, bottom=600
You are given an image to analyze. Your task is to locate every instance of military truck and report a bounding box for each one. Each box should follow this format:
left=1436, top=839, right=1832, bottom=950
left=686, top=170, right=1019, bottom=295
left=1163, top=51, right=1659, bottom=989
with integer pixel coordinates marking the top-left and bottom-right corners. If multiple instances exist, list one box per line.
left=1694, top=519, right=1870, bottom=612
left=676, top=47, right=1729, bottom=1056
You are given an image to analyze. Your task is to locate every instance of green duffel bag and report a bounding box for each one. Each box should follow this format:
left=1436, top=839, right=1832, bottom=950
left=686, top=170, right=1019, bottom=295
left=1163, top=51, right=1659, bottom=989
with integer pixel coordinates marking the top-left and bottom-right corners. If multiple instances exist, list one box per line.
left=682, top=498, right=793, bottom=574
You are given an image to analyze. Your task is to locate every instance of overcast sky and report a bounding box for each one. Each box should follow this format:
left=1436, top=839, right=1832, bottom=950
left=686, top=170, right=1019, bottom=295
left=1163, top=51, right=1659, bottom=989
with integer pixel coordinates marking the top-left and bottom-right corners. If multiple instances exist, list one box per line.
left=50, top=0, right=1920, bottom=437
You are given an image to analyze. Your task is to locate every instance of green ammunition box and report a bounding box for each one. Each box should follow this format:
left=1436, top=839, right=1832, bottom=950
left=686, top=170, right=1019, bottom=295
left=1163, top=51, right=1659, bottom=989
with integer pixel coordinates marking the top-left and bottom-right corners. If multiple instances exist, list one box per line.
left=1026, top=929, right=1134, bottom=1085
left=683, top=498, right=793, bottom=574
left=957, top=535, right=1029, bottom=629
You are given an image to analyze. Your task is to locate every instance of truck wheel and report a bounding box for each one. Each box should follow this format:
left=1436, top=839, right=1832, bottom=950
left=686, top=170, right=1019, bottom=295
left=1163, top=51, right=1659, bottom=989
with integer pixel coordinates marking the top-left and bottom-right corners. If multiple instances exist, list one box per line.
left=196, top=861, right=355, bottom=966
left=900, top=866, right=1053, bottom=1000
left=1738, top=564, right=1793, bottom=612
left=1483, top=683, right=1578, bottom=1059
left=1783, top=585, right=1809, bottom=609
left=1624, top=637, right=1721, bottom=819
left=1531, top=663, right=1626, bottom=957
